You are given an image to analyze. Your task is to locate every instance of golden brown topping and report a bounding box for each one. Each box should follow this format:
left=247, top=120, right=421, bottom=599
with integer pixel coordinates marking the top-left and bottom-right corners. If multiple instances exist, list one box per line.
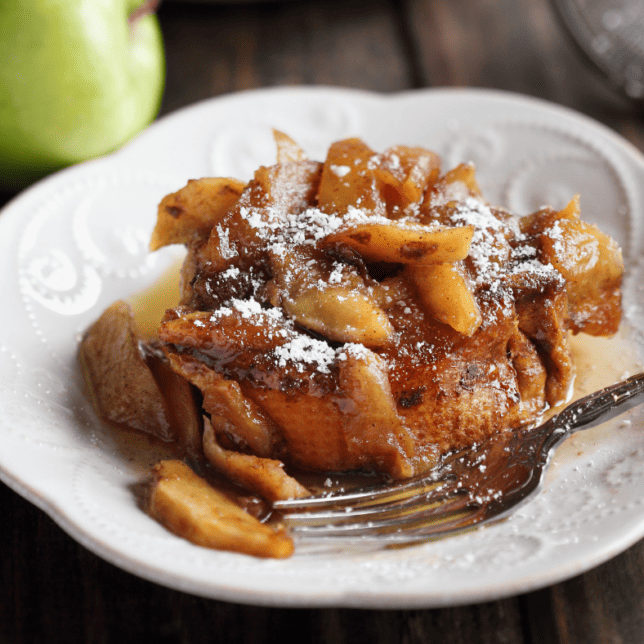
left=80, top=133, right=625, bottom=558
left=148, top=136, right=623, bottom=480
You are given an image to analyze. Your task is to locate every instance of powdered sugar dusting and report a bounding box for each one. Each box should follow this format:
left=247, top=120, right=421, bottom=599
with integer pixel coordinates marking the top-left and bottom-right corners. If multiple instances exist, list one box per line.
left=205, top=296, right=376, bottom=376
left=433, top=196, right=561, bottom=321
left=237, top=201, right=437, bottom=262
left=274, top=335, right=338, bottom=373
left=545, top=220, right=599, bottom=271
left=330, top=164, right=351, bottom=177
left=194, top=150, right=579, bottom=384
left=337, top=342, right=372, bottom=362
left=216, top=224, right=237, bottom=259
left=239, top=204, right=365, bottom=257
left=209, top=298, right=285, bottom=324
left=451, top=197, right=511, bottom=287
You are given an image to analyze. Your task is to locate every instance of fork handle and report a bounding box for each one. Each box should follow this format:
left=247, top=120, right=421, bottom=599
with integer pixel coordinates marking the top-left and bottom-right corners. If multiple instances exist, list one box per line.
left=540, top=372, right=644, bottom=452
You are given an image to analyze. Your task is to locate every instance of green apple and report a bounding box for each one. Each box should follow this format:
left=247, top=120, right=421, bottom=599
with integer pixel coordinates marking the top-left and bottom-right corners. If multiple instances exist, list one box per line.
left=0, top=0, right=165, bottom=189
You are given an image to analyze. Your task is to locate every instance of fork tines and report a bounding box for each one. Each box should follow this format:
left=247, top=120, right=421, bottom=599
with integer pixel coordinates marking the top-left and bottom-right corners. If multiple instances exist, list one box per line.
left=273, top=470, right=483, bottom=540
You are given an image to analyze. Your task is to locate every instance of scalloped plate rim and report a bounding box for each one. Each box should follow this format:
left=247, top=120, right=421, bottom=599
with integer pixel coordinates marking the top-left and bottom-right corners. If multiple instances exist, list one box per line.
left=1, top=86, right=643, bottom=609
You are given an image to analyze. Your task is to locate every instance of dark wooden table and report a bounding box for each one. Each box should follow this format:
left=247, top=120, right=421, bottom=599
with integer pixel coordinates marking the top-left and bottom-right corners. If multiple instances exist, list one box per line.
left=2, top=1, right=644, bottom=642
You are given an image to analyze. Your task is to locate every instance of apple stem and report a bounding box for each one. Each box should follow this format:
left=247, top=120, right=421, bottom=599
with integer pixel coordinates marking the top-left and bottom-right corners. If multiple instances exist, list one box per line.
left=128, top=0, right=161, bottom=28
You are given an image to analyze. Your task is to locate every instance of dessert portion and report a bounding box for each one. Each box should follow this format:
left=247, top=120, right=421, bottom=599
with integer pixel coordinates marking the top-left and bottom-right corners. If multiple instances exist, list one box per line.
left=80, top=132, right=624, bottom=557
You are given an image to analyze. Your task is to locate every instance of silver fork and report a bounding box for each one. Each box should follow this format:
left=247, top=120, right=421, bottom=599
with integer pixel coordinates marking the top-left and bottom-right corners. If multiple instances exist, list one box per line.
left=273, top=373, right=644, bottom=542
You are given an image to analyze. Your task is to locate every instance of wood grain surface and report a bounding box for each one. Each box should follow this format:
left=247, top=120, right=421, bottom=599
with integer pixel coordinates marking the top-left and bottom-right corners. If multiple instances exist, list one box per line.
left=1, top=1, right=643, bottom=642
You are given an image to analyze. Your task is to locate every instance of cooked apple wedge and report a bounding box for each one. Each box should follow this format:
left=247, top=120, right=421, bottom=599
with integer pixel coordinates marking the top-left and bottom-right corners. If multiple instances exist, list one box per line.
left=338, top=346, right=415, bottom=479
left=273, top=129, right=308, bottom=163
left=150, top=177, right=246, bottom=251
left=322, top=220, right=473, bottom=264
left=539, top=197, right=623, bottom=335
left=79, top=301, right=174, bottom=440
left=166, top=352, right=279, bottom=458
left=317, top=137, right=387, bottom=217
left=203, top=420, right=310, bottom=502
left=149, top=460, right=294, bottom=558
left=145, top=351, right=203, bottom=457
left=284, top=287, right=394, bottom=347
left=375, top=145, right=441, bottom=212
left=405, top=263, right=482, bottom=336
left=424, top=162, right=483, bottom=207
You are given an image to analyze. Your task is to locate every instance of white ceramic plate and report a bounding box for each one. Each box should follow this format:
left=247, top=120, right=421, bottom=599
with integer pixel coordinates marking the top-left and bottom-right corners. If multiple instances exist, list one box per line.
left=1, top=87, right=644, bottom=609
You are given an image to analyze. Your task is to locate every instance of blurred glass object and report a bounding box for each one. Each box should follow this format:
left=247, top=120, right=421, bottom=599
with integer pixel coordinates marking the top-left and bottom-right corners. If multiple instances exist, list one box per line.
left=551, top=0, right=644, bottom=100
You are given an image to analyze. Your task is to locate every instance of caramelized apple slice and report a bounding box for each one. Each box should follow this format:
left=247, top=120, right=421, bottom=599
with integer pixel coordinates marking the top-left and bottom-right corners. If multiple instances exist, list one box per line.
left=146, top=351, right=203, bottom=457
left=150, top=178, right=246, bottom=251
left=442, top=163, right=482, bottom=197
left=424, top=163, right=483, bottom=208
left=322, top=220, right=473, bottom=264
left=284, top=288, right=394, bottom=347
left=166, top=352, right=279, bottom=458
left=539, top=197, right=623, bottom=335
left=273, top=129, right=308, bottom=163
left=405, top=263, right=482, bottom=336
left=318, top=138, right=387, bottom=217
left=265, top=245, right=394, bottom=346
left=506, top=328, right=547, bottom=412
left=375, top=145, right=441, bottom=213
left=338, top=345, right=415, bottom=479
left=516, top=288, right=574, bottom=406
left=80, top=301, right=174, bottom=440
left=319, top=139, right=441, bottom=218
left=253, top=160, right=322, bottom=213
left=149, top=460, right=294, bottom=558
left=203, top=419, right=309, bottom=502
left=158, top=306, right=294, bottom=358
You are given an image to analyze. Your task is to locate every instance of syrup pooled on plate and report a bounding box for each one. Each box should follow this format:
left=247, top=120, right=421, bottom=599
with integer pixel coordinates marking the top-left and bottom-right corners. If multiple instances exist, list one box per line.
left=80, top=132, right=624, bottom=558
